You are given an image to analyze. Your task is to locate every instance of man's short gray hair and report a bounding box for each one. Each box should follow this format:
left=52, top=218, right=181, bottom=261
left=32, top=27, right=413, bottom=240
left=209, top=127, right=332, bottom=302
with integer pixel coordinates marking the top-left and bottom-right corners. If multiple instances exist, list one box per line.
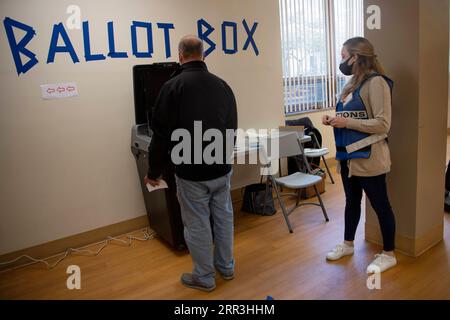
left=178, top=35, right=204, bottom=59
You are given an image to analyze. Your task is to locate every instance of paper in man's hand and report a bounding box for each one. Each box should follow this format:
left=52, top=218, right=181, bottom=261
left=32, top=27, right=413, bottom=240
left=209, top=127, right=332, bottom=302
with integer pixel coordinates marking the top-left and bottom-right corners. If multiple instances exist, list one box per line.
left=146, top=180, right=168, bottom=192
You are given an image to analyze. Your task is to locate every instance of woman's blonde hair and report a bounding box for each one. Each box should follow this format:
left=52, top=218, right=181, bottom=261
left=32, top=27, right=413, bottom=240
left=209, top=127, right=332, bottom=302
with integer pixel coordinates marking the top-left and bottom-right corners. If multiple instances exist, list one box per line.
left=341, top=37, right=385, bottom=99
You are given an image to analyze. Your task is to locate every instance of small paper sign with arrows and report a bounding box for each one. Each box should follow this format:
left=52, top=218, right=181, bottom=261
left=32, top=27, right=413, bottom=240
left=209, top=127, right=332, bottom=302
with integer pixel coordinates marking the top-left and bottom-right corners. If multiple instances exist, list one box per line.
left=40, top=82, right=78, bottom=100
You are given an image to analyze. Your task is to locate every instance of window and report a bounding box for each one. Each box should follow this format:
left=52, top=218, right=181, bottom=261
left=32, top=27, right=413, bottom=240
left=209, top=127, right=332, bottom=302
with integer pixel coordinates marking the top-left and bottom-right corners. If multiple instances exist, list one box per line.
left=279, top=0, right=364, bottom=115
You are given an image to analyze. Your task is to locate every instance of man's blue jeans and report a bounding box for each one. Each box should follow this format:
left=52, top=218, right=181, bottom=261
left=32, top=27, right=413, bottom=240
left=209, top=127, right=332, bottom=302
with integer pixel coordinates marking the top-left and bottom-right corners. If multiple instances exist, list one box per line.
left=175, top=171, right=234, bottom=287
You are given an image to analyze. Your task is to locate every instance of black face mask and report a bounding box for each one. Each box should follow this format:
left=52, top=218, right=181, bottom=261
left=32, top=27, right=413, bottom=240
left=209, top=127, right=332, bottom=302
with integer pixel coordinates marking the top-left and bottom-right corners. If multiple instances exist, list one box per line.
left=339, top=57, right=354, bottom=76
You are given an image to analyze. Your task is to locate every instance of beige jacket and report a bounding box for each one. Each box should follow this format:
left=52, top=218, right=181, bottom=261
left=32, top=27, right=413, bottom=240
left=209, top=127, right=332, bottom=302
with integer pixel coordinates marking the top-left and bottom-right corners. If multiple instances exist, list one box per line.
left=337, top=75, right=392, bottom=177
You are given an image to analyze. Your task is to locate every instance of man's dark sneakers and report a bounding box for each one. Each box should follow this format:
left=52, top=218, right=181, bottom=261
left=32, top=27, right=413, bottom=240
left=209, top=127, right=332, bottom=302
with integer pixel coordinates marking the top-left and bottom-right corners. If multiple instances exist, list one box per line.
left=180, top=273, right=216, bottom=292
left=218, top=272, right=234, bottom=280
left=215, top=267, right=235, bottom=280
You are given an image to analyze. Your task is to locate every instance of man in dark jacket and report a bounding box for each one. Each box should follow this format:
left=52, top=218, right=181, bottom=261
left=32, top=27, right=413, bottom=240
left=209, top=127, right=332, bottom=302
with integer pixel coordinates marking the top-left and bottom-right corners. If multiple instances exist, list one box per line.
left=144, top=35, right=238, bottom=292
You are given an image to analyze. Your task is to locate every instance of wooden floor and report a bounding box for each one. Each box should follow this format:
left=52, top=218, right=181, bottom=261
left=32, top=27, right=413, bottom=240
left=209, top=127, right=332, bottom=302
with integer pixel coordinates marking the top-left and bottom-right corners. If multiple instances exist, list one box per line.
left=1, top=166, right=449, bottom=300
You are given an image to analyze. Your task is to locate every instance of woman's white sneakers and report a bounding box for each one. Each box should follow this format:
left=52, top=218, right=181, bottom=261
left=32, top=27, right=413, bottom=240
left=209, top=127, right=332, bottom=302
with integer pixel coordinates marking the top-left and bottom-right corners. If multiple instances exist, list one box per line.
left=326, top=243, right=355, bottom=261
left=326, top=243, right=397, bottom=273
left=366, top=253, right=397, bottom=273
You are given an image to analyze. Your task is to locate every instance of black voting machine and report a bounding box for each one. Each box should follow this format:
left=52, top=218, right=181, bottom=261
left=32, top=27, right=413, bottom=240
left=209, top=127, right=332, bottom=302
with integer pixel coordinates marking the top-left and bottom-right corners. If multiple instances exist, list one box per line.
left=130, top=63, right=186, bottom=250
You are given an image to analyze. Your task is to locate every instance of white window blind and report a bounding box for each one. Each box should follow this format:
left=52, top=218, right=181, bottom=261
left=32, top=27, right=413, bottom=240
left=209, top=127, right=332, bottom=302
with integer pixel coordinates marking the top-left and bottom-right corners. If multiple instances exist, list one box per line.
left=280, top=0, right=364, bottom=115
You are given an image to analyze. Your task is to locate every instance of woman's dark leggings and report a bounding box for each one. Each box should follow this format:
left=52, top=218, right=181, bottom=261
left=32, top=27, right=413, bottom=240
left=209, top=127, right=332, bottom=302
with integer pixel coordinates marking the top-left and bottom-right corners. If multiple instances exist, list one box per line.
left=340, top=161, right=396, bottom=251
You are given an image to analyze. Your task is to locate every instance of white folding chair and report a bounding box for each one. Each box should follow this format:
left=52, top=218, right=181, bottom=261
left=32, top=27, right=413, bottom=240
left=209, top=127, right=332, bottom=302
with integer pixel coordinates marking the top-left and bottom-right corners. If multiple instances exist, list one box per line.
left=281, top=126, right=335, bottom=184
left=263, top=129, right=329, bottom=233
left=305, top=132, right=335, bottom=184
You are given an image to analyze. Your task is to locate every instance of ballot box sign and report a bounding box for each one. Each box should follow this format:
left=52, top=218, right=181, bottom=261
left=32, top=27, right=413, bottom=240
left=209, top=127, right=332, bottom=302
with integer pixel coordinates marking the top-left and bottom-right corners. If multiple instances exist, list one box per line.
left=2, top=15, right=260, bottom=76
left=40, top=82, right=78, bottom=100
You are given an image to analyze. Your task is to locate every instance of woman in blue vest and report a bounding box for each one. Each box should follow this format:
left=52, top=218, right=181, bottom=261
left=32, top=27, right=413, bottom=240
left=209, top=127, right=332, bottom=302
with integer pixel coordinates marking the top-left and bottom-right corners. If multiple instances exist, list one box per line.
left=323, top=37, right=397, bottom=273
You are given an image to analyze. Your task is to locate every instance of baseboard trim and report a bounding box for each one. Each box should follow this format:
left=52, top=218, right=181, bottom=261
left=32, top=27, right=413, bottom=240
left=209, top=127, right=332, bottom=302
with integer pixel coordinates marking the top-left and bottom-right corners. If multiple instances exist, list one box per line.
left=365, top=222, right=444, bottom=257
left=0, top=215, right=149, bottom=269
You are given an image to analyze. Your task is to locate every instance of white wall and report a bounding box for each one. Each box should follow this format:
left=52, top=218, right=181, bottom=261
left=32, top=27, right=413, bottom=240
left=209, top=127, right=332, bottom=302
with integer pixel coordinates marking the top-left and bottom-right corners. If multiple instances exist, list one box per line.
left=0, top=0, right=284, bottom=254
left=448, top=18, right=450, bottom=129
left=448, top=75, right=450, bottom=128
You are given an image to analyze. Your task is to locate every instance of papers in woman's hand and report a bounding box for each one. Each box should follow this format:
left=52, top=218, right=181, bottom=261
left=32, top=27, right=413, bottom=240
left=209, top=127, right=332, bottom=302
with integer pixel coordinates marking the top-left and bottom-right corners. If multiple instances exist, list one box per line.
left=146, top=180, right=168, bottom=192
